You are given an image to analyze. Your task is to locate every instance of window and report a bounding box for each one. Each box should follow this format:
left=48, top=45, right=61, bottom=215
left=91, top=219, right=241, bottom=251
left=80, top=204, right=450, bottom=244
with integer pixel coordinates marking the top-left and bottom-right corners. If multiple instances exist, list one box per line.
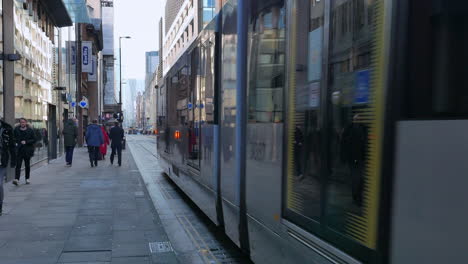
left=404, top=0, right=468, bottom=118
left=203, top=0, right=216, bottom=24
left=248, top=6, right=286, bottom=123
left=284, top=0, right=386, bottom=261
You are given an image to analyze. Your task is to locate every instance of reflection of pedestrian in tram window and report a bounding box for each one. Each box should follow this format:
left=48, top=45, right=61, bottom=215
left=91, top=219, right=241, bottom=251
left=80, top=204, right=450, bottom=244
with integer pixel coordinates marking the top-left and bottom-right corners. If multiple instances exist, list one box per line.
left=342, top=114, right=368, bottom=206
left=294, top=125, right=304, bottom=178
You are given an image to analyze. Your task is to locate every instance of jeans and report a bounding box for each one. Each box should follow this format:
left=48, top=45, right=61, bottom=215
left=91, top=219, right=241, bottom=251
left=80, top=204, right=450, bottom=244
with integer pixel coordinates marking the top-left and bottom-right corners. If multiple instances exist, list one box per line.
left=0, top=167, right=6, bottom=207
left=110, top=145, right=122, bottom=165
left=15, top=155, right=31, bottom=180
left=65, top=146, right=75, bottom=165
left=88, top=146, right=99, bottom=165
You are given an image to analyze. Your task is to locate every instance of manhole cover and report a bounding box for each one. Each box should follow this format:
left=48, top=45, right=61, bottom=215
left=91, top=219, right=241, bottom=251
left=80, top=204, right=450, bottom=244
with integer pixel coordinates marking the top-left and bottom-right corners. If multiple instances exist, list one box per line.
left=149, top=241, right=173, bottom=253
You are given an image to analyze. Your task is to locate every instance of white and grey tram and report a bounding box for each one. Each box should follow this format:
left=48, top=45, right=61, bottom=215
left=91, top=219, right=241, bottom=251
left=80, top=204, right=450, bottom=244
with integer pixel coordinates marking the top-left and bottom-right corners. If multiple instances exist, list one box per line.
left=156, top=0, right=468, bottom=263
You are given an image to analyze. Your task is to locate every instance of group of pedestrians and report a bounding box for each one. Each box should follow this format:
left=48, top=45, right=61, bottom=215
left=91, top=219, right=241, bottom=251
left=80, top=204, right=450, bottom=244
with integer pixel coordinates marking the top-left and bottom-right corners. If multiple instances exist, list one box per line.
left=64, top=119, right=125, bottom=168
left=0, top=118, right=125, bottom=216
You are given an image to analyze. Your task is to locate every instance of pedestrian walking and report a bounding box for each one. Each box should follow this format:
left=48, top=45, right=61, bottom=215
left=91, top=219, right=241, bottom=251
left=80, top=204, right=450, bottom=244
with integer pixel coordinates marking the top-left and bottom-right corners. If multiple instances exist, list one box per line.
left=85, top=119, right=104, bottom=167
left=13, top=118, right=36, bottom=185
left=100, top=125, right=110, bottom=160
left=63, top=118, right=78, bottom=166
left=0, top=119, right=15, bottom=215
left=109, top=122, right=124, bottom=166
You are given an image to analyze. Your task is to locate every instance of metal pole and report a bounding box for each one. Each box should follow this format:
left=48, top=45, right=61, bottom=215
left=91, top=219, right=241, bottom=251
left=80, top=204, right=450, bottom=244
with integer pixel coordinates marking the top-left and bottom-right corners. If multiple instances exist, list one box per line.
left=76, top=24, right=83, bottom=146
left=119, top=37, right=122, bottom=111
left=236, top=0, right=249, bottom=253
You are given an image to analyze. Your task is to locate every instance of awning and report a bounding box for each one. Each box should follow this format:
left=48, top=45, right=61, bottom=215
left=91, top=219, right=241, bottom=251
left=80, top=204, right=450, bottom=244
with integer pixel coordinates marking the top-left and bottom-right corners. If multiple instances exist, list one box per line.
left=36, top=0, right=73, bottom=27
left=63, top=0, right=91, bottom=24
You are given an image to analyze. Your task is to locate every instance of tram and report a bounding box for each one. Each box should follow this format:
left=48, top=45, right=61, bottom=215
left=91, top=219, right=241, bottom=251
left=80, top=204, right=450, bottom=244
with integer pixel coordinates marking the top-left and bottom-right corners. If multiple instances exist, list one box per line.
left=156, top=0, right=468, bottom=263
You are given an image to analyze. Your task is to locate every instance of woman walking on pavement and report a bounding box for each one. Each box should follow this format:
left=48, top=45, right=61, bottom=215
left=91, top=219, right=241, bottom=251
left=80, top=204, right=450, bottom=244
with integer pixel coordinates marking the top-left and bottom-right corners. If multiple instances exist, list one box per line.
left=13, top=118, right=36, bottom=185
left=100, top=125, right=110, bottom=160
left=63, top=118, right=78, bottom=167
left=85, top=119, right=103, bottom=167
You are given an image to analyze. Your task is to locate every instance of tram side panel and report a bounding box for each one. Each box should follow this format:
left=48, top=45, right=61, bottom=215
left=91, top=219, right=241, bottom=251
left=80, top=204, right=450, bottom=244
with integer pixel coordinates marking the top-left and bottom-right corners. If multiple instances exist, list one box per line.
left=243, top=1, right=289, bottom=263
left=219, top=0, right=241, bottom=247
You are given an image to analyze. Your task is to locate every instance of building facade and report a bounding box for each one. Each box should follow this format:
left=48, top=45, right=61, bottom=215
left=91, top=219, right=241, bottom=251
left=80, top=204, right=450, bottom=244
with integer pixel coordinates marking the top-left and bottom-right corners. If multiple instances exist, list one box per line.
left=101, top=0, right=117, bottom=120
left=8, top=0, right=74, bottom=163
left=162, top=0, right=215, bottom=76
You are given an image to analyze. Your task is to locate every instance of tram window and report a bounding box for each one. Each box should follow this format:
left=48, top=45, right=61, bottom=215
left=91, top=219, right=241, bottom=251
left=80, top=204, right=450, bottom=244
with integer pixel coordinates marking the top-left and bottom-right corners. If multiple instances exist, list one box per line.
left=285, top=0, right=385, bottom=259
left=285, top=0, right=324, bottom=223
left=247, top=5, right=286, bottom=123
left=202, top=38, right=216, bottom=124
left=325, top=0, right=379, bottom=246
left=405, top=0, right=468, bottom=118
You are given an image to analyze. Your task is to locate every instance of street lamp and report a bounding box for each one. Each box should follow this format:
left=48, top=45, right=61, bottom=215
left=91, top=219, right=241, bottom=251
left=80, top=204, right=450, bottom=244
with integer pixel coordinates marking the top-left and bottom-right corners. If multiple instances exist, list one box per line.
left=119, top=36, right=131, bottom=113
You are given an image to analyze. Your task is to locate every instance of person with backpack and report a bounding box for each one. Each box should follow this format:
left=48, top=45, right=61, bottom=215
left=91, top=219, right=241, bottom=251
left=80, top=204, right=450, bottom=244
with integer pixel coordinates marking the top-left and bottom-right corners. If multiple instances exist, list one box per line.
left=63, top=118, right=78, bottom=166
left=85, top=119, right=104, bottom=167
left=13, top=118, right=36, bottom=185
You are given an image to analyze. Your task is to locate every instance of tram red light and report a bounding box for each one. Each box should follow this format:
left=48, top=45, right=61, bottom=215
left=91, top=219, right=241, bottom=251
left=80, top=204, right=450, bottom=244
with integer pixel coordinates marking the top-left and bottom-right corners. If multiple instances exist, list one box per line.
left=174, top=130, right=181, bottom=139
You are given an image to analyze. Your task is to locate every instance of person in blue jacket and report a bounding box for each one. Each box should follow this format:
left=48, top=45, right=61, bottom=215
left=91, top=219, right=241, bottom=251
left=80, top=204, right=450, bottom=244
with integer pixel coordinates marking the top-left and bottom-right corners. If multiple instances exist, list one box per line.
left=85, top=119, right=104, bottom=167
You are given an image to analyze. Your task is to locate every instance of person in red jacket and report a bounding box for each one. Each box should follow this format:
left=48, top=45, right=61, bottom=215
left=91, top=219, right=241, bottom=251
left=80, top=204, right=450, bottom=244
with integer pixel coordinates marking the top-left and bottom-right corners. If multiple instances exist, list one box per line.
left=100, top=125, right=110, bottom=160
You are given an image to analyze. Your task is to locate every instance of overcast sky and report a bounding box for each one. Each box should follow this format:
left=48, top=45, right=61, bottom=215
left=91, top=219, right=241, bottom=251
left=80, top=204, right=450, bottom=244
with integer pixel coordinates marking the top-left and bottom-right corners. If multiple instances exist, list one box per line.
left=114, top=0, right=164, bottom=80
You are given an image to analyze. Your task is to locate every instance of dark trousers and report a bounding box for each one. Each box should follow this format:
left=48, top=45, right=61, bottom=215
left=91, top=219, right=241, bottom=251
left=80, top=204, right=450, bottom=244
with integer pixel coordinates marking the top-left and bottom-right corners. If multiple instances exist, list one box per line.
left=351, top=161, right=364, bottom=206
left=110, top=145, right=122, bottom=165
left=65, top=146, right=75, bottom=164
left=15, top=154, right=31, bottom=180
left=88, top=146, right=100, bottom=165
left=0, top=167, right=6, bottom=207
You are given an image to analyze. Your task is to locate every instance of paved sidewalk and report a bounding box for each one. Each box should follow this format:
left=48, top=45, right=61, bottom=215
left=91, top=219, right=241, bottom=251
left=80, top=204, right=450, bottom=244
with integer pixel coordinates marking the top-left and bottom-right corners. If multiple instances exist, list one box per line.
left=0, top=147, right=178, bottom=264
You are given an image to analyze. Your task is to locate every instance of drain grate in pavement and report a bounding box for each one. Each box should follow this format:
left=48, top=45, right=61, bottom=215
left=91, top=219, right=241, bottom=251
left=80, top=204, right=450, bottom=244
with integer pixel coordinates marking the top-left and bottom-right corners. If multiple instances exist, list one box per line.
left=149, top=241, right=173, bottom=254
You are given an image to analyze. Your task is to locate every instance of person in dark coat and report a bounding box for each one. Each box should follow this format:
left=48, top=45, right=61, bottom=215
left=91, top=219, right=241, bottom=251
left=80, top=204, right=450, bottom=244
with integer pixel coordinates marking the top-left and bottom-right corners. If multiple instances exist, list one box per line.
left=13, top=118, right=36, bottom=185
left=63, top=118, right=78, bottom=166
left=85, top=119, right=104, bottom=167
left=0, top=119, right=15, bottom=215
left=341, top=114, right=368, bottom=207
left=109, top=122, right=124, bottom=166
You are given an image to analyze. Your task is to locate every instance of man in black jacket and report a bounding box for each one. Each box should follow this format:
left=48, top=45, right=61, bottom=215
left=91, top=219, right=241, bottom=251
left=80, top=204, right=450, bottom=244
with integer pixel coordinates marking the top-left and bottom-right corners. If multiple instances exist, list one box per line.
left=0, top=119, right=15, bottom=215
left=109, top=122, right=124, bottom=166
left=13, top=118, right=36, bottom=186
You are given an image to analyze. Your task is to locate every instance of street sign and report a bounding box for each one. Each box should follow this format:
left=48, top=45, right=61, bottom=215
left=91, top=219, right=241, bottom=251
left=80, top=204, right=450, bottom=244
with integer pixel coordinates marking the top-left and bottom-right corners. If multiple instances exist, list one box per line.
left=79, top=100, right=87, bottom=108
left=71, top=101, right=76, bottom=107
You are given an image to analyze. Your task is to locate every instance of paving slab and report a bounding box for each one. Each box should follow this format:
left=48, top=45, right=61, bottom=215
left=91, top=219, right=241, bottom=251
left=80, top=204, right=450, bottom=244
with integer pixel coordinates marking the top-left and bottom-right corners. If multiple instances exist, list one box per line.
left=0, top=144, right=179, bottom=264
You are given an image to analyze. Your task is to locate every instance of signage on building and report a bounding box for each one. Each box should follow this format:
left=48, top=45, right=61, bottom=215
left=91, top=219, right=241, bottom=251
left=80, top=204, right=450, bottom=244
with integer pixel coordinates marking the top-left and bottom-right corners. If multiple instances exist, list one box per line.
left=354, top=70, right=370, bottom=104
left=88, top=55, right=97, bottom=82
left=80, top=96, right=89, bottom=108
left=66, top=41, right=77, bottom=74
left=79, top=100, right=88, bottom=108
left=82, top=41, right=93, bottom=73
